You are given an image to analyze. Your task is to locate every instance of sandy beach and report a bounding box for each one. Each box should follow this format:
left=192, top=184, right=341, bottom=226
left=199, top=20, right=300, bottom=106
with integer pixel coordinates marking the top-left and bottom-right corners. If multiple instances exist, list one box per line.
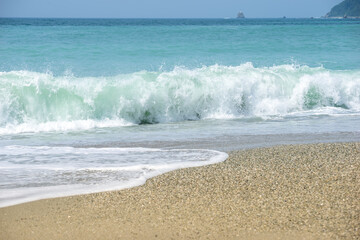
left=0, top=142, right=359, bottom=239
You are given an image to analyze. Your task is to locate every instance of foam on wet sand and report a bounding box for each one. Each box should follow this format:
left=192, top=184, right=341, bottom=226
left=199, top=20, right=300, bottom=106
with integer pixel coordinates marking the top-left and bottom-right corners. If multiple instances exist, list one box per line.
left=0, top=142, right=359, bottom=239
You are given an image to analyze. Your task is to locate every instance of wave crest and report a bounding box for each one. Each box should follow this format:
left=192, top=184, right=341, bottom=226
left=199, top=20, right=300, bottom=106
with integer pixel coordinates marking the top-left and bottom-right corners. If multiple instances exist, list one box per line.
left=0, top=63, right=359, bottom=133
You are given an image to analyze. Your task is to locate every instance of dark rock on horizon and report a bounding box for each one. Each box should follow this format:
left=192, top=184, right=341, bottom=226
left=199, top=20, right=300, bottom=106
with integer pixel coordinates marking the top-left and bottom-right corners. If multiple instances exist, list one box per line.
left=237, top=11, right=245, bottom=18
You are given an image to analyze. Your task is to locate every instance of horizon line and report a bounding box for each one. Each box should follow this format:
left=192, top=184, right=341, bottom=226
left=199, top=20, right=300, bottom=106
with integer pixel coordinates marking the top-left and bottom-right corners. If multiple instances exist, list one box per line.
left=0, top=16, right=330, bottom=19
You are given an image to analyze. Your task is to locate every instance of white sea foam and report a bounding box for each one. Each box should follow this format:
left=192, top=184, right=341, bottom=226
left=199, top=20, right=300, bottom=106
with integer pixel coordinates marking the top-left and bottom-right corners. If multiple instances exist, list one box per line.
left=0, top=146, right=228, bottom=208
left=0, top=64, right=359, bottom=134
left=0, top=119, right=133, bottom=135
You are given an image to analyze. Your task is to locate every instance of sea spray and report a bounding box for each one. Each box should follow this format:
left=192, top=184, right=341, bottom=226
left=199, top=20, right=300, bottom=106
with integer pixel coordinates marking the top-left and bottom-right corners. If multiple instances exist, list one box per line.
left=0, top=63, right=359, bottom=134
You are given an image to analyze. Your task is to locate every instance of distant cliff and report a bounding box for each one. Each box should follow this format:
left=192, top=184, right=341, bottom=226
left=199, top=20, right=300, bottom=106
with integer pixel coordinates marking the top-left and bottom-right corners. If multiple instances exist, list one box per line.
left=325, top=0, right=360, bottom=17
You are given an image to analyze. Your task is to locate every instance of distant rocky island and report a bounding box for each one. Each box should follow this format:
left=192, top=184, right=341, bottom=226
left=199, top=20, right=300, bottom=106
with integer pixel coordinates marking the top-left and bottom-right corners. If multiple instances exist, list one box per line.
left=325, top=0, right=360, bottom=18
left=236, top=11, right=245, bottom=18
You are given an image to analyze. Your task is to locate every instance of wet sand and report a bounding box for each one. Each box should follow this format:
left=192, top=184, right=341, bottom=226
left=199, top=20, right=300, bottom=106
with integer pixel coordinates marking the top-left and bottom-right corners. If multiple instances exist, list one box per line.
left=0, top=142, right=359, bottom=239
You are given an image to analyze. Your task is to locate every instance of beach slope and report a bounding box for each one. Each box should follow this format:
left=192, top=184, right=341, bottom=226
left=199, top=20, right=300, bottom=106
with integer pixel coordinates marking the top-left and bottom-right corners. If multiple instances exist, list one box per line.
left=1, top=143, right=359, bottom=239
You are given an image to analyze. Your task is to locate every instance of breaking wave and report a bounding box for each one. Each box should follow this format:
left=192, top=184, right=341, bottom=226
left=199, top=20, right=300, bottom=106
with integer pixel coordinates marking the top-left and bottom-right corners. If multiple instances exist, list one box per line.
left=0, top=63, right=359, bottom=134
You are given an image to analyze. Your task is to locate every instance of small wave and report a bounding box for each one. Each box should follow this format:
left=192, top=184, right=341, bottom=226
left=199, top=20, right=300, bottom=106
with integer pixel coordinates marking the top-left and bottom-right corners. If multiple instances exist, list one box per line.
left=0, top=119, right=132, bottom=135
left=0, top=146, right=228, bottom=207
left=0, top=63, right=359, bottom=134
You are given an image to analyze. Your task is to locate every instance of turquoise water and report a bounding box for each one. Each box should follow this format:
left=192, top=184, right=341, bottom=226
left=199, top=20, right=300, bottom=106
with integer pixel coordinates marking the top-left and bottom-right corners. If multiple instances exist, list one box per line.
left=0, top=18, right=359, bottom=207
left=1, top=18, right=360, bottom=76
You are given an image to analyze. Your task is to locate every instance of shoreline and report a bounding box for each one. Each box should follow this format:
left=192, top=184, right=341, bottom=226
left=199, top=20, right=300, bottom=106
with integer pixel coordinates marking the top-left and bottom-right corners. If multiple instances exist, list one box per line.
left=1, top=142, right=359, bottom=239
left=0, top=149, right=228, bottom=209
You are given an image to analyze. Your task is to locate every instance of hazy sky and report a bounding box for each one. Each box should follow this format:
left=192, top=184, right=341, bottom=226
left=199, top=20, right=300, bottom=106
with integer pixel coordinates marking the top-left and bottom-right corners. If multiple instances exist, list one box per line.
left=0, top=0, right=343, bottom=18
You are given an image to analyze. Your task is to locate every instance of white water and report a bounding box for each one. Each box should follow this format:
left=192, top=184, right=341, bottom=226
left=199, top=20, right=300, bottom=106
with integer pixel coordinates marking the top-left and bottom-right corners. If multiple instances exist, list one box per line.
left=0, top=146, right=228, bottom=207
left=1, top=63, right=359, bottom=135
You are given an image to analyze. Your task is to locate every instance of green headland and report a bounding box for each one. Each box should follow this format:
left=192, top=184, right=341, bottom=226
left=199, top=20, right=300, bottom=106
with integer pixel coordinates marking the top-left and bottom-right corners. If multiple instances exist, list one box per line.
left=325, top=0, right=360, bottom=18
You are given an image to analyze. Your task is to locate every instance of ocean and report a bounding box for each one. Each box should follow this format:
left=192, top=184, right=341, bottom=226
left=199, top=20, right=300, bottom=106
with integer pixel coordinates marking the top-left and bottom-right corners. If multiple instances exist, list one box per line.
left=0, top=18, right=359, bottom=207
